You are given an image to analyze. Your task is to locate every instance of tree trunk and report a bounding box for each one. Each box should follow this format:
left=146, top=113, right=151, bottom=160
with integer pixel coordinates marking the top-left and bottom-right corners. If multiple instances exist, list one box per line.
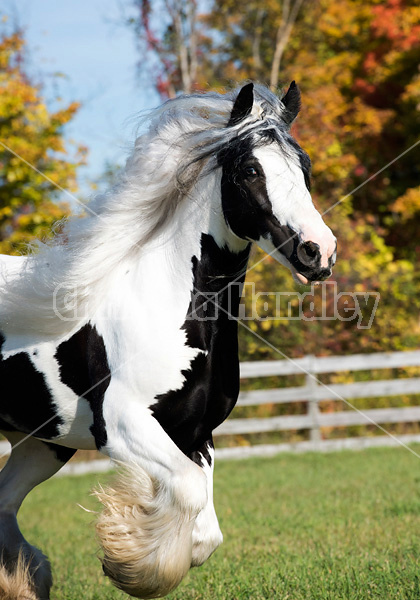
left=270, top=0, right=305, bottom=91
left=252, top=9, right=265, bottom=79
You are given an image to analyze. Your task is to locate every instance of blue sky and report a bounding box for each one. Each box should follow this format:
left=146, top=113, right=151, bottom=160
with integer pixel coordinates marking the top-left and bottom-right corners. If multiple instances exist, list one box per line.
left=11, top=0, right=160, bottom=191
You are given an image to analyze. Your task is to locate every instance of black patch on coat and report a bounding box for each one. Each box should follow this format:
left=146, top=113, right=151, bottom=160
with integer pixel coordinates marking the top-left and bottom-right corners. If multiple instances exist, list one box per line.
left=221, top=155, right=271, bottom=242
left=54, top=324, right=110, bottom=449
left=150, top=234, right=250, bottom=457
left=0, top=332, right=63, bottom=437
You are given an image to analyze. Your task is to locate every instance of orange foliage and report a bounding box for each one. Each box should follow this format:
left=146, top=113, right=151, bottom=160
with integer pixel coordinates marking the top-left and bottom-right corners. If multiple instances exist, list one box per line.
left=0, top=25, right=86, bottom=254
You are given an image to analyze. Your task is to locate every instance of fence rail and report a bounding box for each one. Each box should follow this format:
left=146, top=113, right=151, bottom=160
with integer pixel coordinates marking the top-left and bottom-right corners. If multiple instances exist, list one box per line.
left=239, top=350, right=420, bottom=378
left=2, top=350, right=420, bottom=474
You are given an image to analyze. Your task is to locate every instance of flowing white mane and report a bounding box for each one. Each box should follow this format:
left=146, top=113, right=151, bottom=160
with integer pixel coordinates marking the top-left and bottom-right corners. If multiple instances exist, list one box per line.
left=0, top=85, right=291, bottom=337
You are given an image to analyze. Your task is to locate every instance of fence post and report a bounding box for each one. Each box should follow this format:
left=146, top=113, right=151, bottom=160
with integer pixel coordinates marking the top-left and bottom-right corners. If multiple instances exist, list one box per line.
left=306, top=355, right=321, bottom=443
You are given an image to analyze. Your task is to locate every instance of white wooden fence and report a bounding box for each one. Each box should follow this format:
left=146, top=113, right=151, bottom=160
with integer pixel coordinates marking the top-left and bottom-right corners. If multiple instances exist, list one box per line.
left=2, top=350, right=420, bottom=474
left=215, top=349, right=420, bottom=459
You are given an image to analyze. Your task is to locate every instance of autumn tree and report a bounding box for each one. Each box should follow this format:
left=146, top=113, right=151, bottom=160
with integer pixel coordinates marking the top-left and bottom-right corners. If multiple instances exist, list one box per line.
left=0, top=24, right=86, bottom=254
left=208, top=0, right=420, bottom=254
left=125, top=0, right=209, bottom=97
left=350, top=0, right=420, bottom=257
left=205, top=0, right=306, bottom=89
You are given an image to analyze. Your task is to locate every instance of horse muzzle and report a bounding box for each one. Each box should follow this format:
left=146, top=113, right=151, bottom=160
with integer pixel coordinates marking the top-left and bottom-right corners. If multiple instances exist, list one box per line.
left=292, top=240, right=337, bottom=284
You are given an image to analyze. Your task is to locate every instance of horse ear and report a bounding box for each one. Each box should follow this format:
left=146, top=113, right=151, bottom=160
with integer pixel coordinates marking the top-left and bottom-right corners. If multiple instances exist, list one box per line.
left=281, top=81, right=301, bottom=125
left=228, top=83, right=254, bottom=126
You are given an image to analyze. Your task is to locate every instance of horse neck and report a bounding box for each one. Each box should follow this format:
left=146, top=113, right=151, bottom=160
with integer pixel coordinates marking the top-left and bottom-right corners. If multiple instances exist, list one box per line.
left=95, top=172, right=250, bottom=335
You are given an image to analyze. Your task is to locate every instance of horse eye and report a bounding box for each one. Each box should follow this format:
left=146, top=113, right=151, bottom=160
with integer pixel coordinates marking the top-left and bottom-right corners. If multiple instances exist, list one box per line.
left=244, top=166, right=258, bottom=178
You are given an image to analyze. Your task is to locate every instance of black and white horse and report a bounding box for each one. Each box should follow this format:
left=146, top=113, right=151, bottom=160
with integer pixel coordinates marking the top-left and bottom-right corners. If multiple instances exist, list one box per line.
left=0, top=82, right=336, bottom=599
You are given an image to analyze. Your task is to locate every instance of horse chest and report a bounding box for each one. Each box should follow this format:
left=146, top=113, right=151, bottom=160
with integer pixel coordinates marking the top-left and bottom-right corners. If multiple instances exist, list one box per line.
left=150, top=317, right=241, bottom=457
left=146, top=234, right=248, bottom=457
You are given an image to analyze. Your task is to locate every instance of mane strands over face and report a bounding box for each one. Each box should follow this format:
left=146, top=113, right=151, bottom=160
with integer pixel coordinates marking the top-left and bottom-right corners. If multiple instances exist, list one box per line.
left=0, top=85, right=296, bottom=337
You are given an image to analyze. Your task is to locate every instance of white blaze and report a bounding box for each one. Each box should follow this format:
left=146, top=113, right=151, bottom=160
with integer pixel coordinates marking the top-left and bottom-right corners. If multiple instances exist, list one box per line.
left=253, top=144, right=336, bottom=268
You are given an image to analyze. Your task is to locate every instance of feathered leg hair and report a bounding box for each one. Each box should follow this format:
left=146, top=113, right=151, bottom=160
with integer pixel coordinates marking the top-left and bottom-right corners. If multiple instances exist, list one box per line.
left=95, top=464, right=202, bottom=599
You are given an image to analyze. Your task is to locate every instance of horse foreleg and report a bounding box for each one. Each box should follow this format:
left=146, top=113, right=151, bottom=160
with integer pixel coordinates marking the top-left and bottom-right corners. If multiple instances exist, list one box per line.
left=190, top=439, right=223, bottom=567
left=95, top=385, right=208, bottom=599
left=0, top=433, right=75, bottom=600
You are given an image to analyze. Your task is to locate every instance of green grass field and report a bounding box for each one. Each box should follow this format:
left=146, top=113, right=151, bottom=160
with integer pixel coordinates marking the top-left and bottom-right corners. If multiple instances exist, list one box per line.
left=18, top=446, right=420, bottom=599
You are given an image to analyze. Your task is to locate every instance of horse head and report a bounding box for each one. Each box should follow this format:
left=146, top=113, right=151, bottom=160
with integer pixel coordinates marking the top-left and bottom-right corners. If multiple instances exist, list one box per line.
left=219, top=82, right=337, bottom=284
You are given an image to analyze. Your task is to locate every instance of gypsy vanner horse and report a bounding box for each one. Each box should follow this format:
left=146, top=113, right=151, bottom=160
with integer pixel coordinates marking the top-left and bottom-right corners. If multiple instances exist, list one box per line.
left=0, top=83, right=336, bottom=599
